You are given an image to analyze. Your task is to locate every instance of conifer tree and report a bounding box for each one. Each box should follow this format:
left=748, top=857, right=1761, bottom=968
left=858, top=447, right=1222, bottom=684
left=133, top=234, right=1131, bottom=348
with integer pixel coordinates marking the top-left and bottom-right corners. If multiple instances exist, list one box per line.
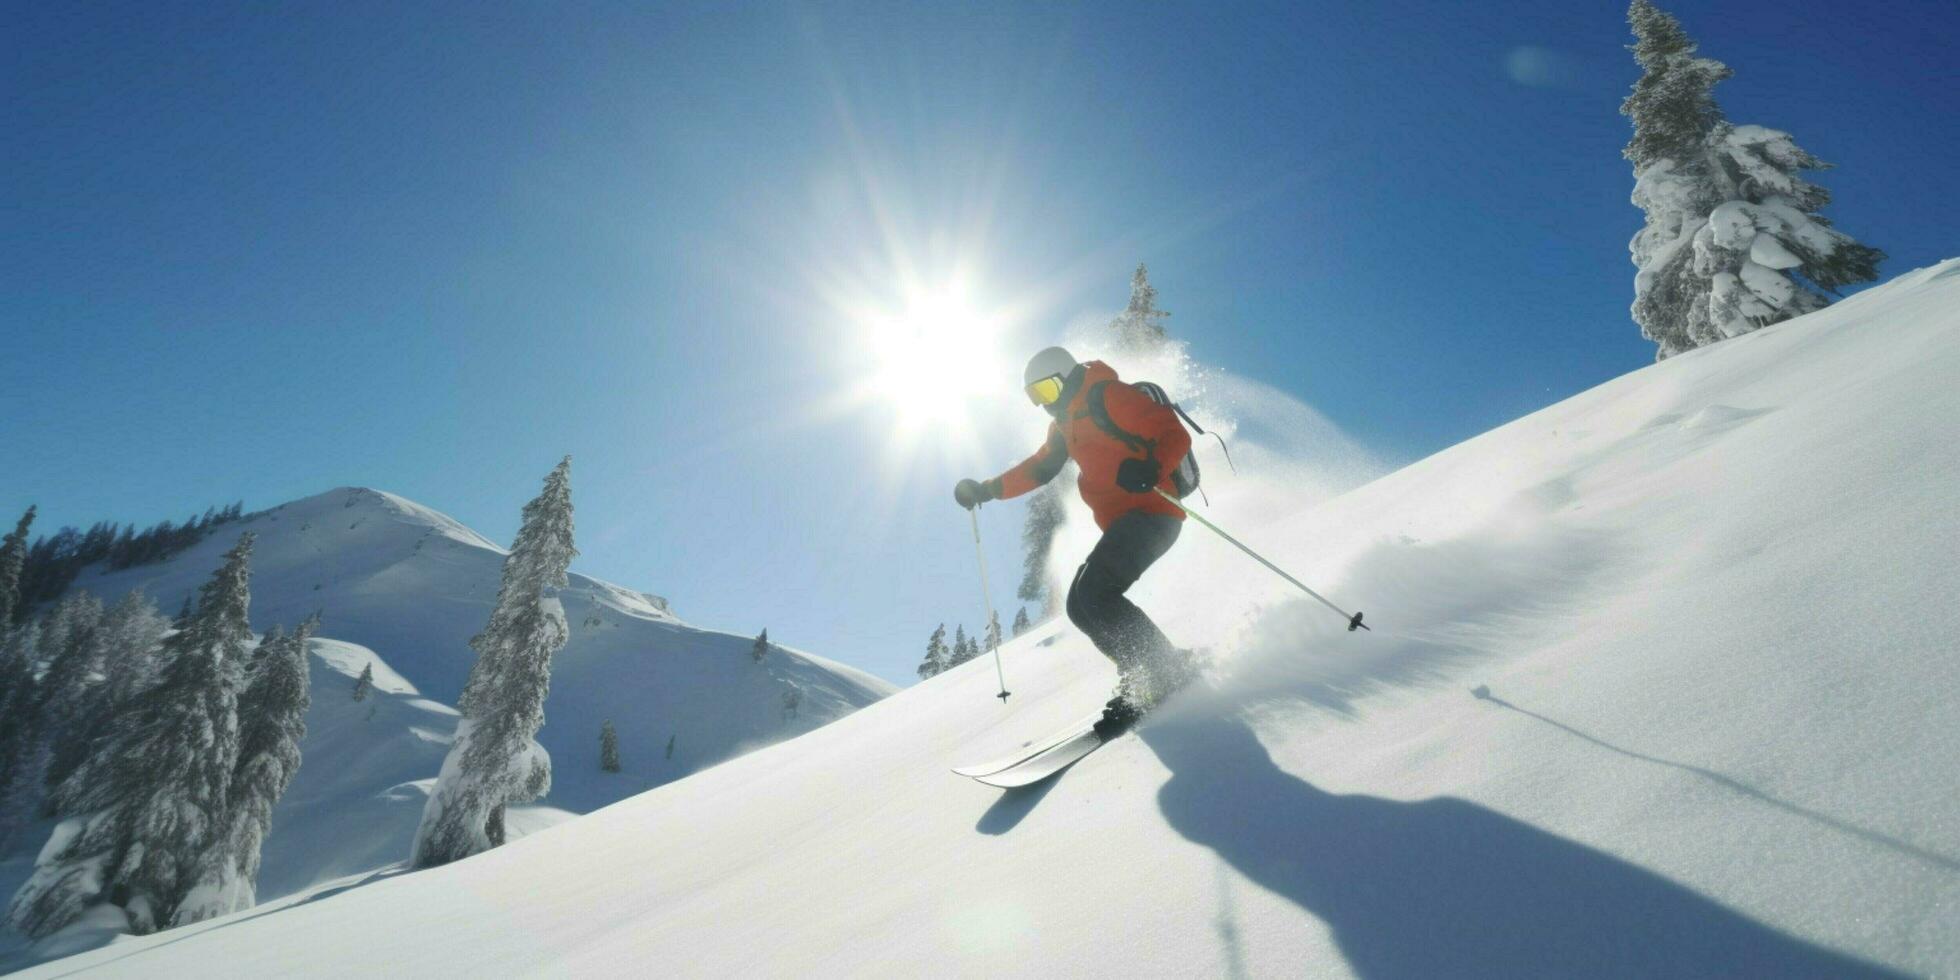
left=983, top=611, right=1002, bottom=657
left=599, top=720, right=620, bottom=773
left=177, top=614, right=316, bottom=919
left=1109, top=264, right=1171, bottom=352
left=412, top=458, right=576, bottom=869
left=0, top=625, right=42, bottom=847
left=949, top=625, right=973, bottom=667
left=95, top=590, right=170, bottom=713
left=1622, top=0, right=1882, bottom=358
left=916, top=624, right=949, bottom=680
left=36, top=592, right=106, bottom=801
left=1012, top=606, right=1031, bottom=637
left=750, top=628, right=770, bottom=663
left=8, top=533, right=256, bottom=937
left=0, top=621, right=29, bottom=710
left=0, top=505, right=35, bottom=627
left=43, top=592, right=172, bottom=816
left=351, top=662, right=374, bottom=702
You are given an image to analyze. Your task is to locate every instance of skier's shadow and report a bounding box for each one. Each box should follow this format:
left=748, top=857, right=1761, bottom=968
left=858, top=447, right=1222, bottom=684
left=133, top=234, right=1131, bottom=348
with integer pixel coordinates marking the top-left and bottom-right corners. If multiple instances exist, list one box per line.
left=975, top=776, right=1061, bottom=836
left=1138, top=710, right=1902, bottom=978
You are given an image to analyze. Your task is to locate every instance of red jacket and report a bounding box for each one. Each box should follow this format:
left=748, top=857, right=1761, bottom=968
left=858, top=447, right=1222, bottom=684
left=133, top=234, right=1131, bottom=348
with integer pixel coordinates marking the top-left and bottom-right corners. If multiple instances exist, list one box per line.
left=986, top=361, right=1191, bottom=531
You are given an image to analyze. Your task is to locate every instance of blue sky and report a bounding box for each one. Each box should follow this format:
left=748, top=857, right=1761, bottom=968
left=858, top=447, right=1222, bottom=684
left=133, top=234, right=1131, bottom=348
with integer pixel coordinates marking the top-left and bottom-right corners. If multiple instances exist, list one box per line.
left=5, top=0, right=1956, bottom=684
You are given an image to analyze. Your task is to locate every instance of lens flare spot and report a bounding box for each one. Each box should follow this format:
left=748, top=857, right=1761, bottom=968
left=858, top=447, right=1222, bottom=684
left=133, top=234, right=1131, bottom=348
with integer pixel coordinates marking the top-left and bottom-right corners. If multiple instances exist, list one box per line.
left=864, top=288, right=1006, bottom=433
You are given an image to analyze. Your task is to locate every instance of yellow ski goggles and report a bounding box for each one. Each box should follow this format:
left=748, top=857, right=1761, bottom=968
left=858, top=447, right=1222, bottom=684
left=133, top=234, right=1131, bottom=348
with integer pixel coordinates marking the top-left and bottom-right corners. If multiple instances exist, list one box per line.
left=1025, top=374, right=1066, bottom=406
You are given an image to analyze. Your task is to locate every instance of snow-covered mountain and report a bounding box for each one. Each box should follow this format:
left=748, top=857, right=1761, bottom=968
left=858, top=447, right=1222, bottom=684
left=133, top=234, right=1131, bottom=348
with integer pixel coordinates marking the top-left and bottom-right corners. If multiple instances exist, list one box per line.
left=0, top=486, right=894, bottom=969
left=67, top=486, right=892, bottom=804
left=18, top=259, right=1960, bottom=977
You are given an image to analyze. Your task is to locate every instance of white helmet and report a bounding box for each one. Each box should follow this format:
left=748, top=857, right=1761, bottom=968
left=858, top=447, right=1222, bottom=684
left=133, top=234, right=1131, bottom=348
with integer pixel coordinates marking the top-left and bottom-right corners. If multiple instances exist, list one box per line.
left=1023, top=346, right=1078, bottom=388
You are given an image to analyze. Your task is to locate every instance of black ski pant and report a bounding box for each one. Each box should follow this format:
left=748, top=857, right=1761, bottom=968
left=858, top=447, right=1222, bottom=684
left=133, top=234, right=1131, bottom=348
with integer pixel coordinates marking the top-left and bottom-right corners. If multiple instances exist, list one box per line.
left=1066, top=510, right=1181, bottom=678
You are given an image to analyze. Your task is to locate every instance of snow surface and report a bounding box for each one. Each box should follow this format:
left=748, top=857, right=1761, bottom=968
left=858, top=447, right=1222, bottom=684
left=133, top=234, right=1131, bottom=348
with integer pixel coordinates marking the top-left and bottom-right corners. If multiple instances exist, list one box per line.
left=19, top=260, right=1960, bottom=977
left=0, top=488, right=892, bottom=970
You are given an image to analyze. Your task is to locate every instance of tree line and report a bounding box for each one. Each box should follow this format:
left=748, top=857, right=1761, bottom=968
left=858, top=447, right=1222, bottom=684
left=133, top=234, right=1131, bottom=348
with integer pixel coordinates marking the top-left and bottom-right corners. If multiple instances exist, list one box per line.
left=915, top=611, right=1018, bottom=681
left=6, top=501, right=249, bottom=624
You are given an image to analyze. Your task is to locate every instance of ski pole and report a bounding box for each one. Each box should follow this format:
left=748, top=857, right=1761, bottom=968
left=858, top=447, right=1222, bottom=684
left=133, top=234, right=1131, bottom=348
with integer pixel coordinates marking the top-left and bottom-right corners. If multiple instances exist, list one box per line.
left=1154, top=489, right=1370, bottom=632
left=968, top=507, right=1012, bottom=701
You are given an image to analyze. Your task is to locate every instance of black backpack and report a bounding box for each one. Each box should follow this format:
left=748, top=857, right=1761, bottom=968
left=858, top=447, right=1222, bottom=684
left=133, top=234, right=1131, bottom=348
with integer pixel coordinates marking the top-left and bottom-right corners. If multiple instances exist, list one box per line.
left=1085, top=380, right=1234, bottom=502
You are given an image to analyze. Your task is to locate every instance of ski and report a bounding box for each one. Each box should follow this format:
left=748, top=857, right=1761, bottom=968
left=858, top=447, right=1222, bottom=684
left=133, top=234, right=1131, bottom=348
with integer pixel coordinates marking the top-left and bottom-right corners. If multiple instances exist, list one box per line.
left=955, top=658, right=1205, bottom=786
left=965, top=726, right=1105, bottom=788
left=951, top=712, right=1101, bottom=778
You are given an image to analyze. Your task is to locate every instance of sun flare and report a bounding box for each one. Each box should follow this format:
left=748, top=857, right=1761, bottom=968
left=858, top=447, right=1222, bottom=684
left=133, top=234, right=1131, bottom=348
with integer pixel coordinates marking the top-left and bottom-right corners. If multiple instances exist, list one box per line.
left=861, top=286, right=1009, bottom=434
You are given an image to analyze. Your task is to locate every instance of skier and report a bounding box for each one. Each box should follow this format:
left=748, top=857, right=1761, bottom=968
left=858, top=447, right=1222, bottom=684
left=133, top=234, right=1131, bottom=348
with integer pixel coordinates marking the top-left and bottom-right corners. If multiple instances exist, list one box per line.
left=955, top=346, right=1195, bottom=738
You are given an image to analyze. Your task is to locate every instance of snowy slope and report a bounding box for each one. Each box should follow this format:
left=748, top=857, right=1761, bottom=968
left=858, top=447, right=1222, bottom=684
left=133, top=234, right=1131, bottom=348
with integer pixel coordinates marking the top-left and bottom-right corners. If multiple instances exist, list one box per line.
left=252, top=638, right=580, bottom=900
left=22, top=260, right=1960, bottom=977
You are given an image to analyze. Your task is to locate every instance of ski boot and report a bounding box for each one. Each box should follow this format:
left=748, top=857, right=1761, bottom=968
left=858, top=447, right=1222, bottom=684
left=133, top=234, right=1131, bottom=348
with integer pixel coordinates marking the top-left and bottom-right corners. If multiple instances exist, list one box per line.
left=1092, top=691, right=1143, bottom=741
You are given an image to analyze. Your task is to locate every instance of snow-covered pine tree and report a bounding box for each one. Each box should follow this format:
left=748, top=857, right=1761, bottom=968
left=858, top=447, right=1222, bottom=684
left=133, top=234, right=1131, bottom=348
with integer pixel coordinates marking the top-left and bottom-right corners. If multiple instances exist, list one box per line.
left=0, top=627, right=36, bottom=756
left=42, top=591, right=173, bottom=818
left=351, top=662, right=374, bottom=702
left=0, top=621, right=30, bottom=709
left=250, top=624, right=285, bottom=667
left=176, top=614, right=316, bottom=920
left=1110, top=264, right=1171, bottom=352
left=1011, top=606, right=1031, bottom=637
left=1016, top=481, right=1068, bottom=617
left=0, top=625, right=42, bottom=846
left=599, top=720, right=620, bottom=773
left=916, top=624, right=949, bottom=680
left=411, top=457, right=576, bottom=869
left=750, top=628, right=769, bottom=663
left=949, top=625, right=973, bottom=667
left=173, top=594, right=195, bottom=628
left=983, top=611, right=1001, bottom=656
left=0, top=505, right=35, bottom=627
left=7, top=533, right=256, bottom=937
left=36, top=591, right=106, bottom=801
left=94, top=590, right=169, bottom=713
left=1622, top=0, right=1882, bottom=358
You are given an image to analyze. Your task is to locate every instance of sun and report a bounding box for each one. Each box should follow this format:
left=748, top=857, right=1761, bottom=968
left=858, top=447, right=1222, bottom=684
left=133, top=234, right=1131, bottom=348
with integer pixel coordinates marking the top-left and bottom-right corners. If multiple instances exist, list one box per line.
left=862, top=286, right=1009, bottom=434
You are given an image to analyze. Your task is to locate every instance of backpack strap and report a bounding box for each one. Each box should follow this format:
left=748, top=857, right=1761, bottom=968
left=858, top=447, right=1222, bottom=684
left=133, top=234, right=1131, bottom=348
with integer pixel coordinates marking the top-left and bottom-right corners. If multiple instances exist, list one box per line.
left=1083, top=381, right=1155, bottom=458
left=1132, top=383, right=1240, bottom=477
left=1168, top=401, right=1206, bottom=435
left=1175, top=400, right=1238, bottom=475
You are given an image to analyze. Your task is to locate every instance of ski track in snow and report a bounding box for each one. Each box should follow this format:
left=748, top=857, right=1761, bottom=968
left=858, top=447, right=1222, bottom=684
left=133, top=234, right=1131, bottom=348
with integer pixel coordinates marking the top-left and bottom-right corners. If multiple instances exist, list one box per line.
left=13, top=259, right=1960, bottom=976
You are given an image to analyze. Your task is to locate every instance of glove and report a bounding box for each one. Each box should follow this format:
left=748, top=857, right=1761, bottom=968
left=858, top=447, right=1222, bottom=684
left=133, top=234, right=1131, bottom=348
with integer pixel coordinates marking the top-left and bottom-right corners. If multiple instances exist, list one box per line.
left=1115, top=457, right=1158, bottom=493
left=954, top=478, right=995, bottom=510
